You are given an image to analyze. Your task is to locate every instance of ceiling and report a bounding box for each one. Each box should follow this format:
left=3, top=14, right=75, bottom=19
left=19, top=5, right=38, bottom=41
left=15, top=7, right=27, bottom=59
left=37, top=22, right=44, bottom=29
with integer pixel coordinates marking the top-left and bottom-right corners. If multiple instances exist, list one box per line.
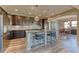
left=0, top=5, right=75, bottom=18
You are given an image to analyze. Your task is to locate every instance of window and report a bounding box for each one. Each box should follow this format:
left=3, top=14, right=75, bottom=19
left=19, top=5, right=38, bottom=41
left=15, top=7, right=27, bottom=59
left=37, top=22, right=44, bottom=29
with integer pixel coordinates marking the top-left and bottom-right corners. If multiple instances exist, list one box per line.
left=64, top=21, right=70, bottom=29
left=71, top=21, right=77, bottom=28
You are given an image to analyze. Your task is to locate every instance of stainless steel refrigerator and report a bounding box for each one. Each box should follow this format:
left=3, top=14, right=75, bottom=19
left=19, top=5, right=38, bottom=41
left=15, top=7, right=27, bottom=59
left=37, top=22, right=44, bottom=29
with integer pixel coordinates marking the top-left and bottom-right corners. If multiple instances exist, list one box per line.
left=0, top=15, right=3, bottom=52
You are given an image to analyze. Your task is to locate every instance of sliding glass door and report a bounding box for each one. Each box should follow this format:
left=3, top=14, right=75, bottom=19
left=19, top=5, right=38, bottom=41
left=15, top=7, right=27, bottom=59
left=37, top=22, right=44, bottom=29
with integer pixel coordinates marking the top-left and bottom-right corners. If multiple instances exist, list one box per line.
left=0, top=15, right=3, bottom=52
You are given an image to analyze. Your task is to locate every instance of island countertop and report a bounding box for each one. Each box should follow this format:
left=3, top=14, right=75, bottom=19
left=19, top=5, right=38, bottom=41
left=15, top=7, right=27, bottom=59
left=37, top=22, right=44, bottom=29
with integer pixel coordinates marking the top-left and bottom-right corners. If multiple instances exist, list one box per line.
left=26, top=29, right=52, bottom=33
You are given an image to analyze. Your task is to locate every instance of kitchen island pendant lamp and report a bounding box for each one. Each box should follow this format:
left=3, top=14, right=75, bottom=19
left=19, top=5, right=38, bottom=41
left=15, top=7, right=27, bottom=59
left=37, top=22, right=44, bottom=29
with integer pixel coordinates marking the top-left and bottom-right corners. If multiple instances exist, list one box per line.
left=34, top=16, right=39, bottom=21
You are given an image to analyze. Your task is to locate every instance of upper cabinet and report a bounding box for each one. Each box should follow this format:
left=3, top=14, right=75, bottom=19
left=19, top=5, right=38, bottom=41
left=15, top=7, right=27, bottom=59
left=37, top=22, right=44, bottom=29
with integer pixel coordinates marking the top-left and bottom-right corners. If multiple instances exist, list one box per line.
left=12, top=15, right=42, bottom=26
left=11, top=15, right=48, bottom=30
left=12, top=15, right=31, bottom=25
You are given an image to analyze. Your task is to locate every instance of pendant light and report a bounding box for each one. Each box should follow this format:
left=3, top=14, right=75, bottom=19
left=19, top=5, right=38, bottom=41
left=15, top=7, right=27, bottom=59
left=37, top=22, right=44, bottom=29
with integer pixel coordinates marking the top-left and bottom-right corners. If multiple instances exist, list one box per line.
left=34, top=5, right=39, bottom=21
left=34, top=16, right=39, bottom=21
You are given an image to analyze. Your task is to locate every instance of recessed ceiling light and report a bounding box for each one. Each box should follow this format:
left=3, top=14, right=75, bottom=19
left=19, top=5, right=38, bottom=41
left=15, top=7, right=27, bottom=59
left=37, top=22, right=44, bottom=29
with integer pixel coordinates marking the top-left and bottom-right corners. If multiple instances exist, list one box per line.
left=31, top=7, right=34, bottom=10
left=44, top=10, right=47, bottom=13
left=14, top=9, right=18, bottom=12
left=46, top=16, right=48, bottom=17
left=38, top=14, right=41, bottom=16
left=28, top=12, right=32, bottom=14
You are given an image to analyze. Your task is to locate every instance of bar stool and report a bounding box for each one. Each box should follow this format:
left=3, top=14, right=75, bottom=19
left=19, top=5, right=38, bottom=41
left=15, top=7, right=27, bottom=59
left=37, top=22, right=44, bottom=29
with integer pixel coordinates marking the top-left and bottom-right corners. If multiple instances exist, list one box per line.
left=33, top=32, right=45, bottom=47
left=47, top=31, right=56, bottom=43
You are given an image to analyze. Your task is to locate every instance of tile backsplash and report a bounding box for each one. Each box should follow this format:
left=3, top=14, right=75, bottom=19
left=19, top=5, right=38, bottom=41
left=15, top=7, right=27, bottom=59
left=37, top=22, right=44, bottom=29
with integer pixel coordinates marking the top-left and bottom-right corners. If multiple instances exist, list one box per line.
left=7, top=24, right=41, bottom=31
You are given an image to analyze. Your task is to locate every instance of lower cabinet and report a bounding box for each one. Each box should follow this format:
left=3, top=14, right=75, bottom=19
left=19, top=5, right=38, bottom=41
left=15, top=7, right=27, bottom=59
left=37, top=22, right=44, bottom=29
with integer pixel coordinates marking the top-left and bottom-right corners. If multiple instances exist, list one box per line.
left=9, top=30, right=26, bottom=39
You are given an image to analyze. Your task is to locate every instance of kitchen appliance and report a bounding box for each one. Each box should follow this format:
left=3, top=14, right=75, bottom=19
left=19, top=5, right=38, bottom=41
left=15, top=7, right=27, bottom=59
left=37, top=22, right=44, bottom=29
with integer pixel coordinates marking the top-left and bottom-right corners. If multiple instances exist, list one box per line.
left=0, top=15, right=3, bottom=52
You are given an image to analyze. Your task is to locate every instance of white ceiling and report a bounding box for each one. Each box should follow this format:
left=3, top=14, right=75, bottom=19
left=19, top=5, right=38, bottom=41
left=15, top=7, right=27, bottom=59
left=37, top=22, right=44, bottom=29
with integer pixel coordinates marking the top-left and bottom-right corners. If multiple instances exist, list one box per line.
left=0, top=5, right=74, bottom=18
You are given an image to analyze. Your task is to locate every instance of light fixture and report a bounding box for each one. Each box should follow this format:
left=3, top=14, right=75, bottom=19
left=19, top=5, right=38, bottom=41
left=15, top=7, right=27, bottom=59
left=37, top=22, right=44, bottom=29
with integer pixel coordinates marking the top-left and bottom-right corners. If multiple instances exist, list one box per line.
left=46, top=15, right=48, bottom=18
left=38, top=14, right=41, bottom=17
left=31, top=7, right=34, bottom=10
left=14, top=9, right=18, bottom=12
left=28, top=12, right=32, bottom=15
left=35, top=5, right=38, bottom=7
left=34, top=16, right=39, bottom=21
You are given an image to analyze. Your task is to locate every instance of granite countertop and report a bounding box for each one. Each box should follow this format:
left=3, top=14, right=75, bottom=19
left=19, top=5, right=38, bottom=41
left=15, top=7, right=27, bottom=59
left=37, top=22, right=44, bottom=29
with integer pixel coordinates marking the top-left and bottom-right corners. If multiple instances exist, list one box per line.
left=26, top=29, right=52, bottom=33
left=26, top=29, right=44, bottom=32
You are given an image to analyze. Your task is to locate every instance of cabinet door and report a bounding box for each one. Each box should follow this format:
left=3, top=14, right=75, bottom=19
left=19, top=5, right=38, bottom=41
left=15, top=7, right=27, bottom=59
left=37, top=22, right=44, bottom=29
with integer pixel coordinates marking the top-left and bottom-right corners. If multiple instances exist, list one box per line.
left=3, top=34, right=9, bottom=49
left=0, top=15, right=3, bottom=52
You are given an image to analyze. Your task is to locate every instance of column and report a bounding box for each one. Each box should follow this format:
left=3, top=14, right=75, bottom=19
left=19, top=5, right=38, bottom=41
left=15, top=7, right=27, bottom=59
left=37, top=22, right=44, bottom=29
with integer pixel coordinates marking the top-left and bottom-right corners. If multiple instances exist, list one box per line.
left=77, top=12, right=79, bottom=42
left=44, top=26, right=48, bottom=45
left=26, top=31, right=32, bottom=50
left=55, top=20, right=59, bottom=40
left=48, top=21, right=52, bottom=31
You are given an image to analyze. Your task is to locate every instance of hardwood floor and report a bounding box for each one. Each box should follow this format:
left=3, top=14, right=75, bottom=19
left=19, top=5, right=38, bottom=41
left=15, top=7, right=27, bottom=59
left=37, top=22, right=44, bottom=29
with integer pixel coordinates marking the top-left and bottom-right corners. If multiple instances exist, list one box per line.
left=4, top=34, right=78, bottom=53
left=4, top=38, right=26, bottom=53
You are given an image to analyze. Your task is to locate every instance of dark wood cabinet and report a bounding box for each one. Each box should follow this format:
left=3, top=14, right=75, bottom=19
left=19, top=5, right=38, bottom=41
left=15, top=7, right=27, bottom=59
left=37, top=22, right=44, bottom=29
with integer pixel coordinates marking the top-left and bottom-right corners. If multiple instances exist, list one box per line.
left=12, top=15, right=42, bottom=26
left=12, top=15, right=17, bottom=25
left=12, top=15, right=26, bottom=25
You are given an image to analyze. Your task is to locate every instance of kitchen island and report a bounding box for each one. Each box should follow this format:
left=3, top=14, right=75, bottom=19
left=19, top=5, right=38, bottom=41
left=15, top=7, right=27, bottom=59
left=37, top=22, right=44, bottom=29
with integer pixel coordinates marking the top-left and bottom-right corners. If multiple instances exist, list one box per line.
left=26, top=30, right=56, bottom=50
